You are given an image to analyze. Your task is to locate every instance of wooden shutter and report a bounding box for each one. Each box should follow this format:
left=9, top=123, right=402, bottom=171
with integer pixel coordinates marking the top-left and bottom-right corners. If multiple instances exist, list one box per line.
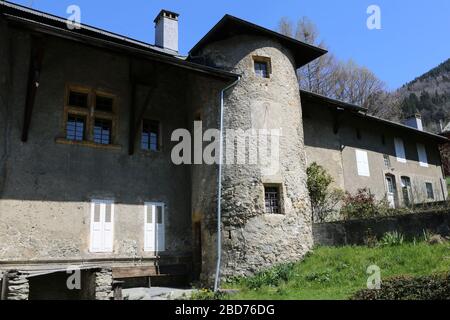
left=416, top=143, right=428, bottom=167
left=155, top=204, right=165, bottom=252
left=394, top=138, right=406, bottom=163
left=355, top=150, right=370, bottom=177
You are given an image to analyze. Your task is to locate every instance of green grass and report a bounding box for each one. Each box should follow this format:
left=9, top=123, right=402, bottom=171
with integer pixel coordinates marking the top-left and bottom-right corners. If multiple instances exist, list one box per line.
left=447, top=177, right=450, bottom=197
left=223, top=243, right=450, bottom=300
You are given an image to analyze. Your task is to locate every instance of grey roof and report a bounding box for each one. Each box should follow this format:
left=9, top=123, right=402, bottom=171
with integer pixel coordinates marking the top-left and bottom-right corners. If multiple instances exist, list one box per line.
left=300, top=90, right=449, bottom=143
left=0, top=1, right=238, bottom=81
left=189, top=14, right=327, bottom=69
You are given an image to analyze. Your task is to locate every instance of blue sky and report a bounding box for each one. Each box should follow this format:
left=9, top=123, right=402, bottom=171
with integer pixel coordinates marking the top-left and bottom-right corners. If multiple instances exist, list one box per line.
left=9, top=0, right=450, bottom=90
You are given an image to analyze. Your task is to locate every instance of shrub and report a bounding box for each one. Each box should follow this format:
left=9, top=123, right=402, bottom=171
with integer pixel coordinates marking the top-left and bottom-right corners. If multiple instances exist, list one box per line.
left=243, top=263, right=296, bottom=289
left=340, top=188, right=390, bottom=220
left=306, top=162, right=344, bottom=222
left=190, top=288, right=226, bottom=300
left=352, top=273, right=450, bottom=300
left=379, top=231, right=404, bottom=246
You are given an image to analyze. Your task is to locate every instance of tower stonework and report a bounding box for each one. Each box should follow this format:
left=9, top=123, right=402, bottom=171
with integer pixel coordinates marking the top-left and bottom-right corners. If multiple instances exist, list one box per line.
left=195, top=34, right=313, bottom=281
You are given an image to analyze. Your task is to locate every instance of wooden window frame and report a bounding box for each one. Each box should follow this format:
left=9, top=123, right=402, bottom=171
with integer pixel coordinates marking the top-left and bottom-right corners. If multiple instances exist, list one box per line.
left=141, top=119, right=162, bottom=152
left=425, top=182, right=434, bottom=200
left=264, top=184, right=283, bottom=214
left=253, top=56, right=272, bottom=78
left=58, top=84, right=120, bottom=149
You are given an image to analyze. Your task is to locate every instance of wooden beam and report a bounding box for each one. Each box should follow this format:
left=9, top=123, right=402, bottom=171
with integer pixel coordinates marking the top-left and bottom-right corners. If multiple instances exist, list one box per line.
left=128, top=83, right=157, bottom=155
left=21, top=35, right=45, bottom=142
left=128, top=81, right=137, bottom=155
left=112, top=266, right=157, bottom=279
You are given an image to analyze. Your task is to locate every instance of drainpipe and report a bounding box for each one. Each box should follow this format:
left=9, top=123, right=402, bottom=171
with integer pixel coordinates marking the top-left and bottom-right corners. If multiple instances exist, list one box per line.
left=214, top=76, right=240, bottom=292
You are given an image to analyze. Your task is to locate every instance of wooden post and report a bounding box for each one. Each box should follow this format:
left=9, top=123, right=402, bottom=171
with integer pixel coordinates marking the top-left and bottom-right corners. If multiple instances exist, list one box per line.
left=21, top=35, right=45, bottom=142
left=0, top=272, right=8, bottom=300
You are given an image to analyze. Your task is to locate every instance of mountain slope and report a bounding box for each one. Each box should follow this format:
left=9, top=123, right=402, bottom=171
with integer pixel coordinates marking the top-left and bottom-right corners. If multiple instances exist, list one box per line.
left=398, top=58, right=450, bottom=132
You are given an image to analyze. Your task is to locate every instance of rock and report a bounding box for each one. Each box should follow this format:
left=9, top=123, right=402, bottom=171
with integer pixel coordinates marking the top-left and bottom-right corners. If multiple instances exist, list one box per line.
left=428, top=234, right=446, bottom=245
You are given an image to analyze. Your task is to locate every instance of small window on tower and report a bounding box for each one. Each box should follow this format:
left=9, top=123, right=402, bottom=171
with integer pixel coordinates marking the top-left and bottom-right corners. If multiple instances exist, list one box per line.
left=253, top=56, right=271, bottom=78
left=264, top=185, right=281, bottom=214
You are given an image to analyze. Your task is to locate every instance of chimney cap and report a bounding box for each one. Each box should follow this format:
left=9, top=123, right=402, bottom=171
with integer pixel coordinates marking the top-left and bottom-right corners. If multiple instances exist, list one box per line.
left=154, top=9, right=179, bottom=23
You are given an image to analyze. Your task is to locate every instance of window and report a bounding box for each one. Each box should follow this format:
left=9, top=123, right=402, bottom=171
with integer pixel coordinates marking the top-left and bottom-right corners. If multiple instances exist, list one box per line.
left=356, top=150, right=370, bottom=177
left=62, top=86, right=116, bottom=146
left=95, top=95, right=114, bottom=113
left=425, top=183, right=434, bottom=200
left=90, top=200, right=114, bottom=253
left=141, top=120, right=160, bottom=151
left=416, top=143, right=428, bottom=167
left=94, top=119, right=112, bottom=145
left=264, top=185, right=281, bottom=214
left=253, top=56, right=271, bottom=78
left=144, top=202, right=165, bottom=252
left=66, top=114, right=85, bottom=141
left=394, top=137, right=406, bottom=163
left=386, top=175, right=395, bottom=193
left=68, top=91, right=88, bottom=108
left=401, top=176, right=412, bottom=206
left=383, top=154, right=391, bottom=168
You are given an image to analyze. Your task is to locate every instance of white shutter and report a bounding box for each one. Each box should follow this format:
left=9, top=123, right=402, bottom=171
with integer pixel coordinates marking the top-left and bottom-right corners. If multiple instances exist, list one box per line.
left=103, top=203, right=114, bottom=252
left=355, top=150, right=370, bottom=177
left=90, top=202, right=102, bottom=252
left=144, top=203, right=165, bottom=252
left=417, top=143, right=428, bottom=167
left=144, top=204, right=155, bottom=252
left=90, top=200, right=114, bottom=253
left=394, top=138, right=406, bottom=163
left=155, top=205, right=165, bottom=252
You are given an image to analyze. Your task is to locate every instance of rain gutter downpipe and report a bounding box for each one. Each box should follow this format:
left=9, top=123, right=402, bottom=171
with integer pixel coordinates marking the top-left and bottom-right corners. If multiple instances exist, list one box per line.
left=214, top=76, right=241, bottom=292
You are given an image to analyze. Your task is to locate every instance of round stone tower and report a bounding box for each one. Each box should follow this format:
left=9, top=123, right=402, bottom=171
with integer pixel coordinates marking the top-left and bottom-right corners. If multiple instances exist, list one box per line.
left=189, top=16, right=326, bottom=283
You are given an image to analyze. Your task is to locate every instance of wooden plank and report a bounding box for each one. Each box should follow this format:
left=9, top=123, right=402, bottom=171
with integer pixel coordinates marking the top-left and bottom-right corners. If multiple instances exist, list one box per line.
left=21, top=35, right=45, bottom=142
left=112, top=266, right=157, bottom=279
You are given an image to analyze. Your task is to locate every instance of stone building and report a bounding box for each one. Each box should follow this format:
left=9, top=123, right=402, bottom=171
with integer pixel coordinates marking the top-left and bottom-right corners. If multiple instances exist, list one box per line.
left=0, top=2, right=447, bottom=299
left=302, top=91, right=448, bottom=212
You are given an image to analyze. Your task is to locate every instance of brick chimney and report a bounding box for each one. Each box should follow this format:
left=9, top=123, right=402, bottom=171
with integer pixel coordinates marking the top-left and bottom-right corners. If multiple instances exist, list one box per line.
left=154, top=9, right=179, bottom=53
left=404, top=113, right=423, bottom=131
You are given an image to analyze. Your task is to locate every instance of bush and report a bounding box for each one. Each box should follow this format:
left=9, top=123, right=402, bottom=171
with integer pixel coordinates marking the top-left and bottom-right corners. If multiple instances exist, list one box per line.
left=340, top=188, right=390, bottom=220
left=190, top=288, right=227, bottom=300
left=243, top=263, right=296, bottom=289
left=306, top=162, right=344, bottom=222
left=380, top=231, right=404, bottom=246
left=352, top=273, right=450, bottom=300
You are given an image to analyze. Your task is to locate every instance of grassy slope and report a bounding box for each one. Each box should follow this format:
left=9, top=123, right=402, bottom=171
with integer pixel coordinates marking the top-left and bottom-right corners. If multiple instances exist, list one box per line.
left=447, top=177, right=450, bottom=197
left=225, top=243, right=450, bottom=300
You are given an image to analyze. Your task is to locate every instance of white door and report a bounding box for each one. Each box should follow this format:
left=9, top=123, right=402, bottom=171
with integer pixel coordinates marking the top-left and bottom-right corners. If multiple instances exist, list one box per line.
left=90, top=200, right=114, bottom=253
left=385, top=176, right=396, bottom=208
left=144, top=203, right=165, bottom=252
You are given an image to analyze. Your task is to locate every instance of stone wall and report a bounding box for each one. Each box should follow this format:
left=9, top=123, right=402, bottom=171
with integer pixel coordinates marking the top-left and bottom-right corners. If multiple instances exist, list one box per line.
left=6, top=271, right=29, bottom=300
left=313, top=211, right=450, bottom=246
left=94, top=268, right=113, bottom=300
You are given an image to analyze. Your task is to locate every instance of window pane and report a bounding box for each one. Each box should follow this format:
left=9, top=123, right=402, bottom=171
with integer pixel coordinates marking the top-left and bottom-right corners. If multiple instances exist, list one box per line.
left=146, top=208, right=152, bottom=223
left=68, top=91, right=88, bottom=108
left=426, top=183, right=434, bottom=199
left=264, top=186, right=280, bottom=214
left=94, top=204, right=100, bottom=222
left=94, top=119, right=112, bottom=145
left=96, top=95, right=114, bottom=113
left=66, top=114, right=85, bottom=141
left=142, top=120, right=159, bottom=151
left=156, top=206, right=163, bottom=223
left=105, top=204, right=112, bottom=223
left=254, top=61, right=269, bottom=78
